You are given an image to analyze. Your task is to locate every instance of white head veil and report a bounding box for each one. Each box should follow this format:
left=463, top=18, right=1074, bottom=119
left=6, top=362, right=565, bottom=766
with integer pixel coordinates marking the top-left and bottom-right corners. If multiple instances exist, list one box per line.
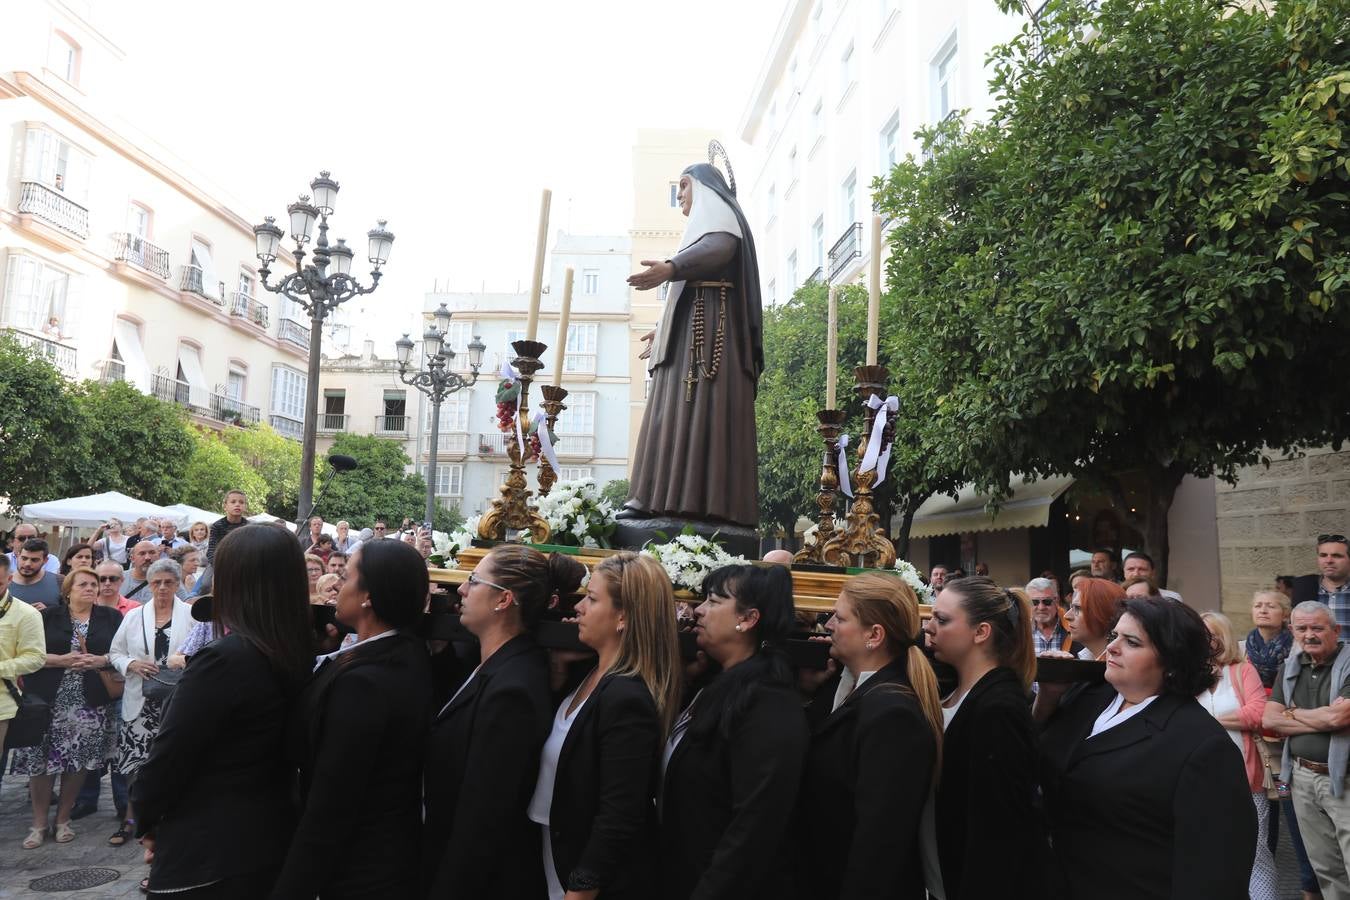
left=654, top=178, right=743, bottom=370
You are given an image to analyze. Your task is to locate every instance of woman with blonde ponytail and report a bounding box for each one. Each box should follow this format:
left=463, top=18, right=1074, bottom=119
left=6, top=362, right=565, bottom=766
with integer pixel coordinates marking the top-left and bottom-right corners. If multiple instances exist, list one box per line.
left=528, top=552, right=681, bottom=899
left=797, top=573, right=943, bottom=900
left=922, top=576, right=1039, bottom=900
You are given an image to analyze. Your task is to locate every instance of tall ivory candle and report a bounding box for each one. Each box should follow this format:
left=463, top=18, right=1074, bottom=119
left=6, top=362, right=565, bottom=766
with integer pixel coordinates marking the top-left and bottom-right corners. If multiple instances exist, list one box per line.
left=552, top=267, right=574, bottom=386
left=867, top=215, right=882, bottom=366
left=826, top=284, right=838, bottom=409
left=525, top=189, right=552, bottom=342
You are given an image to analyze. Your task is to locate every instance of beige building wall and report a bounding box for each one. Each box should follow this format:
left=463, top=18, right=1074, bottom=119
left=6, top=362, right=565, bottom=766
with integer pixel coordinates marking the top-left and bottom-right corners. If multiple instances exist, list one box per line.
left=316, top=342, right=418, bottom=469
left=0, top=2, right=313, bottom=442
left=1216, top=447, right=1350, bottom=630
left=627, top=128, right=720, bottom=473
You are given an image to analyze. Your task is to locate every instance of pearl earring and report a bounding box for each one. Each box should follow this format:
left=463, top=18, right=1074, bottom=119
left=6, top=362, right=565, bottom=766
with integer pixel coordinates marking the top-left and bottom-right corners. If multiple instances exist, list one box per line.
left=361, top=602, right=370, bottom=609
left=735, top=624, right=743, bottom=632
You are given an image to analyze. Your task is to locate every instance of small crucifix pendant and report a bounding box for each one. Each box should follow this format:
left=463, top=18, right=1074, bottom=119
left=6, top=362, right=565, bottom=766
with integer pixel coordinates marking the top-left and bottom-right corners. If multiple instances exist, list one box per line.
left=685, top=368, right=698, bottom=402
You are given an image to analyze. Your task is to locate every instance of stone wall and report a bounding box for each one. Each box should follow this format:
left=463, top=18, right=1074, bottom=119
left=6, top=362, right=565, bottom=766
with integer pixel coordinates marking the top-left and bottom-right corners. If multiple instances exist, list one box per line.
left=1217, top=447, right=1350, bottom=631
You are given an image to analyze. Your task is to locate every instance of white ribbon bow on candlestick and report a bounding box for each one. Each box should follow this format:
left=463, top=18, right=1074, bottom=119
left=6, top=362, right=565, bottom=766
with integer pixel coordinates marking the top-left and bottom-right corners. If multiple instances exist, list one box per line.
left=836, top=434, right=853, bottom=499
left=859, top=395, right=899, bottom=484
left=532, top=411, right=561, bottom=475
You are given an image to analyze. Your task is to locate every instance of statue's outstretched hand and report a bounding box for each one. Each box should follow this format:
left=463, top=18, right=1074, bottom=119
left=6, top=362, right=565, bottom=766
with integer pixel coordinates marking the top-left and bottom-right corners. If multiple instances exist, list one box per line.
left=638, top=330, right=655, bottom=360
left=628, top=260, right=673, bottom=290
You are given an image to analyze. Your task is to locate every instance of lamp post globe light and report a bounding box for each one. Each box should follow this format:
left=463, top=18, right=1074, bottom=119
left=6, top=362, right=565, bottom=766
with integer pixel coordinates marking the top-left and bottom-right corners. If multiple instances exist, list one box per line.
left=398, top=303, right=486, bottom=525
left=253, top=171, right=394, bottom=523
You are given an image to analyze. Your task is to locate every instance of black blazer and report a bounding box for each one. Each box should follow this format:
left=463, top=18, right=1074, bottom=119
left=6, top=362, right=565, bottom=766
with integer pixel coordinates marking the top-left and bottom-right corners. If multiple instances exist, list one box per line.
left=1038, top=682, right=1257, bottom=899
left=25, top=603, right=123, bottom=707
left=272, top=632, right=433, bottom=900
left=659, top=666, right=809, bottom=900
left=132, top=633, right=297, bottom=892
left=796, top=658, right=936, bottom=900
left=547, top=672, right=662, bottom=898
left=422, top=634, right=553, bottom=899
left=935, top=667, right=1039, bottom=900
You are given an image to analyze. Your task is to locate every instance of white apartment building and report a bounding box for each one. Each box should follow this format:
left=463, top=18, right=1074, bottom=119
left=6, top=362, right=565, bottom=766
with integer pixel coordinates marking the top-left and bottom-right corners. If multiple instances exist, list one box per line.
left=0, top=2, right=317, bottom=441
left=315, top=340, right=419, bottom=467
left=416, top=233, right=634, bottom=515
left=739, top=0, right=1022, bottom=299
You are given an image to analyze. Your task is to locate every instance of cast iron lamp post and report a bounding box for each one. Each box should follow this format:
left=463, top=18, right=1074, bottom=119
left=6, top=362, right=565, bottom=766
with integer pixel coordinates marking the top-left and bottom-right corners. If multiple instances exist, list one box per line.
left=396, top=303, right=486, bottom=525
left=253, top=171, right=394, bottom=523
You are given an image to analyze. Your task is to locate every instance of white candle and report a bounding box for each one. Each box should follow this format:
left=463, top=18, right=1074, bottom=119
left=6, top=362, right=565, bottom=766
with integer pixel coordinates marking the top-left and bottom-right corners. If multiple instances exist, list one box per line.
left=552, top=267, right=574, bottom=386
left=525, top=189, right=551, bottom=342
left=867, top=215, right=882, bottom=366
left=826, top=284, right=838, bottom=409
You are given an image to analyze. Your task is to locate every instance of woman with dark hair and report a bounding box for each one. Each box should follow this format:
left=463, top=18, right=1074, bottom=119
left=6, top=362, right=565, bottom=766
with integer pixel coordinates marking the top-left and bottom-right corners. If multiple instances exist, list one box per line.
left=922, top=576, right=1038, bottom=900
left=131, top=524, right=314, bottom=897
left=272, top=540, right=432, bottom=899
left=1038, top=596, right=1257, bottom=899
left=797, top=573, right=944, bottom=900
left=530, top=552, right=682, bottom=900
left=59, top=543, right=94, bottom=576
left=423, top=544, right=587, bottom=899
left=659, top=563, right=808, bottom=900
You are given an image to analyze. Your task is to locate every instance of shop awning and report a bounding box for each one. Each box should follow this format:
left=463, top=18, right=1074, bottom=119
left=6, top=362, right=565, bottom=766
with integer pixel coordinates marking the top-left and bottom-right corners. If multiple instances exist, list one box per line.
left=907, top=474, right=1076, bottom=539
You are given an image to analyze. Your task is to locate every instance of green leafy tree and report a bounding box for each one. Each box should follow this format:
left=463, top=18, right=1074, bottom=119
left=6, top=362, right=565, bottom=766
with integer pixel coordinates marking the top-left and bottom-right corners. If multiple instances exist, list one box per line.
left=70, top=380, right=194, bottom=506
left=875, top=0, right=1350, bottom=579
left=181, top=430, right=267, bottom=513
left=0, top=336, right=84, bottom=508
left=316, top=433, right=430, bottom=529
left=222, top=424, right=302, bottom=518
left=600, top=478, right=630, bottom=509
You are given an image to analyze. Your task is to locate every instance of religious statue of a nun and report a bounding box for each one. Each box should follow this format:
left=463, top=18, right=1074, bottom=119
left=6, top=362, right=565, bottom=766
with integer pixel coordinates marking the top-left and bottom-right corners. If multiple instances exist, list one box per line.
left=621, top=143, right=763, bottom=537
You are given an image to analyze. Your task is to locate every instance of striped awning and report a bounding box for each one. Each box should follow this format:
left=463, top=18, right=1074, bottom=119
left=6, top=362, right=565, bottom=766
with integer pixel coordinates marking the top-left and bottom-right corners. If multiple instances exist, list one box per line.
left=906, top=474, right=1076, bottom=539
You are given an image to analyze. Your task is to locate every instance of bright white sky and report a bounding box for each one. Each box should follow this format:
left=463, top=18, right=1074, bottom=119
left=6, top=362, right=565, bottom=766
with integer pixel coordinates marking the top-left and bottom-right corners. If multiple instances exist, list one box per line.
left=106, top=0, right=779, bottom=348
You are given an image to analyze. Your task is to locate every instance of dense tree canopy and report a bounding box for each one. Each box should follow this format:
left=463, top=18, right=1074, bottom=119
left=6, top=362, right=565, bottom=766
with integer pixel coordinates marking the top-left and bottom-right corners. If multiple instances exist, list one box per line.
left=222, top=423, right=302, bottom=518
left=0, top=337, right=84, bottom=509
left=181, top=430, right=268, bottom=513
left=871, top=0, right=1350, bottom=576
left=70, top=380, right=194, bottom=506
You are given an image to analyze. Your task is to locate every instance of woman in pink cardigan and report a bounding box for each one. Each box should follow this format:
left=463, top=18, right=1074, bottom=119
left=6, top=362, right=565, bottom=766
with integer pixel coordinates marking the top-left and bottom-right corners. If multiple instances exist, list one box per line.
left=1199, top=611, right=1276, bottom=900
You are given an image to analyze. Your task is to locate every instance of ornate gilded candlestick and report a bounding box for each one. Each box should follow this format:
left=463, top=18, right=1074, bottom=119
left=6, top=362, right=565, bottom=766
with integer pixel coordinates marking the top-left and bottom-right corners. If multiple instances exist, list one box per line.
left=536, top=384, right=569, bottom=497
left=821, top=365, right=896, bottom=569
left=478, top=339, right=552, bottom=543
left=795, top=409, right=847, bottom=564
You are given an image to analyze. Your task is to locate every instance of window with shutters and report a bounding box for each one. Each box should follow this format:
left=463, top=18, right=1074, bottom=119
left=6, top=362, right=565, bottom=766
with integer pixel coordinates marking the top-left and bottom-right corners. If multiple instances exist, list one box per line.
left=563, top=323, right=598, bottom=374
left=2, top=253, right=80, bottom=332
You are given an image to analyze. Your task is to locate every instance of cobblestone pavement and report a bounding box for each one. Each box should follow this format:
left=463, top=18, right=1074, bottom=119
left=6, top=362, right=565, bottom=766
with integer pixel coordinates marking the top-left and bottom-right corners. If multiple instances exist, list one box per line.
left=0, top=770, right=1316, bottom=898
left=0, top=773, right=148, bottom=899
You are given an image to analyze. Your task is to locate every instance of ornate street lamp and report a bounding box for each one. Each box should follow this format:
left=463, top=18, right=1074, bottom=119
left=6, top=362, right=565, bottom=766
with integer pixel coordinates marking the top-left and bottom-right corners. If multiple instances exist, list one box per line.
left=398, top=303, right=486, bottom=525
left=253, top=171, right=393, bottom=524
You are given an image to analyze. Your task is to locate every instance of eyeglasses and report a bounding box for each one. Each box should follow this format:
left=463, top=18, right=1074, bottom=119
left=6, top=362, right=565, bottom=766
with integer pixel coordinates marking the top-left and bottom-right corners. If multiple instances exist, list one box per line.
left=1318, top=534, right=1348, bottom=546
left=97, top=576, right=121, bottom=584
left=466, top=572, right=509, bottom=592
left=1032, top=598, right=1058, bottom=607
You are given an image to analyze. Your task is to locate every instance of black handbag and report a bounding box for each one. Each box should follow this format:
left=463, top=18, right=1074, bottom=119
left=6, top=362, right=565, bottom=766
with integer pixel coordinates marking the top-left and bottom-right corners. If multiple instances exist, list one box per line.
left=3, top=677, right=51, bottom=750
left=140, top=619, right=182, bottom=703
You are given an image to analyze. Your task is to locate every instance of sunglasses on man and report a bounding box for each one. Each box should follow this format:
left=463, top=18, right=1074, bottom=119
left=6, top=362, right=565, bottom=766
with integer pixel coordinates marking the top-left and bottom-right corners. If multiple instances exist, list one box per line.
left=1031, top=597, right=1058, bottom=607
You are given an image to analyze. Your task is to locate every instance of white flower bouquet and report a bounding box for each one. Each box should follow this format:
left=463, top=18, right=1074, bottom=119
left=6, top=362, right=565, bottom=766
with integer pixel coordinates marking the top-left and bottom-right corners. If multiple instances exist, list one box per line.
left=893, top=558, right=935, bottom=604
left=642, top=528, right=750, bottom=594
left=528, top=479, right=617, bottom=549
left=430, top=517, right=479, bottom=568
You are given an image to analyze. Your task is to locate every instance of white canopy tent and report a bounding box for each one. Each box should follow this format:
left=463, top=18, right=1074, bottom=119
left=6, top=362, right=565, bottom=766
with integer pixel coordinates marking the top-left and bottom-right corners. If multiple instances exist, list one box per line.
left=161, top=503, right=222, bottom=529
left=19, top=491, right=172, bottom=529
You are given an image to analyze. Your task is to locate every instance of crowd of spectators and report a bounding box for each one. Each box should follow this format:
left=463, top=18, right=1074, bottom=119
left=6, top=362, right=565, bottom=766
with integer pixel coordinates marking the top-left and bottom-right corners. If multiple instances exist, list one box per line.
left=2, top=498, right=1349, bottom=899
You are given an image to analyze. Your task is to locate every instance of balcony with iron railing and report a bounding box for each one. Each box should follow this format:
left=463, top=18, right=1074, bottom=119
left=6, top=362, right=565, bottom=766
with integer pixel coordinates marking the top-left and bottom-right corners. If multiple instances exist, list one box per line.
left=923, top=110, right=961, bottom=162
left=17, top=181, right=89, bottom=239
left=278, top=317, right=310, bottom=348
left=318, top=412, right=349, bottom=432
left=5, top=328, right=77, bottom=378
left=477, top=432, right=512, bottom=456
left=805, top=266, right=824, bottom=286
left=555, top=434, right=596, bottom=459
left=270, top=414, right=303, bottom=440
left=375, top=414, right=409, bottom=435
left=229, top=291, right=270, bottom=328
left=97, top=358, right=127, bottom=385
left=420, top=432, right=470, bottom=457
left=151, top=373, right=260, bottom=425
left=112, top=233, right=171, bottom=279
left=178, top=265, right=226, bottom=307
left=828, top=222, right=862, bottom=283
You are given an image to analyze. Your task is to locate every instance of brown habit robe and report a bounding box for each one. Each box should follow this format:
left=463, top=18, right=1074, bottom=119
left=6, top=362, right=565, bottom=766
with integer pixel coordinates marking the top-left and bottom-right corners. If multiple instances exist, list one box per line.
left=627, top=232, right=759, bottom=527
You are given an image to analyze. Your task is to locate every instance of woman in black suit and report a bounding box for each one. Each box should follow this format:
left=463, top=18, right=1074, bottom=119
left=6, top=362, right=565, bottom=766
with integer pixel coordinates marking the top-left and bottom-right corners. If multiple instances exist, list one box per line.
left=921, top=576, right=1039, bottom=900
left=529, top=551, right=681, bottom=899
left=132, top=524, right=315, bottom=897
left=797, top=573, right=944, bottom=900
left=659, top=564, right=809, bottom=900
left=271, top=539, right=433, bottom=899
left=1038, top=595, right=1256, bottom=899
left=422, top=544, right=586, bottom=899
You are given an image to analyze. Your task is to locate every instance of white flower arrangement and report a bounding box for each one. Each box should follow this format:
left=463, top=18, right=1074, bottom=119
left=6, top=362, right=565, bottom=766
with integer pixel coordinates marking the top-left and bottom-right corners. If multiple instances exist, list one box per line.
left=642, top=529, right=750, bottom=594
left=527, top=478, right=617, bottom=549
left=430, top=517, right=479, bottom=567
left=893, top=558, right=935, bottom=604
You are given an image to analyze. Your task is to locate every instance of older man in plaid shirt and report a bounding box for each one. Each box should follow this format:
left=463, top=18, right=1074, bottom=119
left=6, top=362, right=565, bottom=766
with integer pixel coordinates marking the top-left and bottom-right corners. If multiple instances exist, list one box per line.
left=1028, top=577, right=1070, bottom=655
